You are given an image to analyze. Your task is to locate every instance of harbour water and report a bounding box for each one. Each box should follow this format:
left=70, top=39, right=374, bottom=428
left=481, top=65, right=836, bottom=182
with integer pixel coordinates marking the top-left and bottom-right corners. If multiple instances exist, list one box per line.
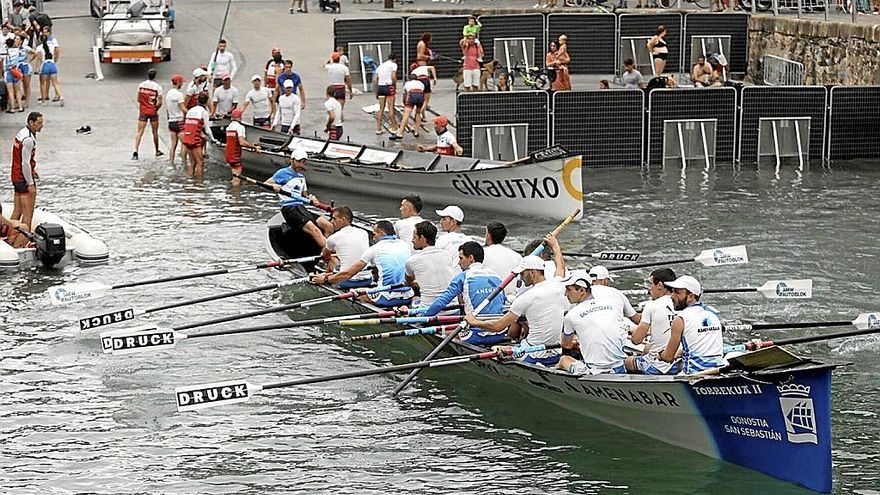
left=1, top=1, right=879, bottom=493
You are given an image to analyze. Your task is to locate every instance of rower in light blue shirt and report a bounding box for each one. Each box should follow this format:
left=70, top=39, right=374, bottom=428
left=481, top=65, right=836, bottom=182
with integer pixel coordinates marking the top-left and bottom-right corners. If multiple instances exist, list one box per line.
left=422, top=241, right=507, bottom=345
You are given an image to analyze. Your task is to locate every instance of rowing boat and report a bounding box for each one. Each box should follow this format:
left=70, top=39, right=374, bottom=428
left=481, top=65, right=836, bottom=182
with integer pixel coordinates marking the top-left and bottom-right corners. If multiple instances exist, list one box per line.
left=209, top=120, right=584, bottom=222
left=1, top=203, right=109, bottom=270
left=262, top=214, right=839, bottom=493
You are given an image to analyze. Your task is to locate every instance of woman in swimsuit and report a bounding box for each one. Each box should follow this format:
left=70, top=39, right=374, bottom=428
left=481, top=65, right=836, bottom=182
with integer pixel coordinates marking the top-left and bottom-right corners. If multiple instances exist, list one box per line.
left=646, top=25, right=669, bottom=77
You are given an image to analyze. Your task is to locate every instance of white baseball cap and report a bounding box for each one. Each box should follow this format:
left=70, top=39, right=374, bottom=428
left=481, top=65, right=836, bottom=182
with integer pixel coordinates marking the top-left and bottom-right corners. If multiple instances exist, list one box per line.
left=251, top=74, right=262, bottom=82
left=435, top=205, right=464, bottom=223
left=513, top=255, right=546, bottom=274
left=283, top=79, right=294, bottom=88
left=193, top=68, right=208, bottom=77
left=588, top=265, right=615, bottom=281
left=290, top=148, right=308, bottom=161
left=666, top=275, right=702, bottom=296
left=560, top=269, right=591, bottom=289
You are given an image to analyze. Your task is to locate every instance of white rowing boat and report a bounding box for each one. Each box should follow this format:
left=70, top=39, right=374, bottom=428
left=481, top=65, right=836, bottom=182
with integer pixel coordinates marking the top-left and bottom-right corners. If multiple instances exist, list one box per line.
left=1, top=203, right=109, bottom=270
left=260, top=214, right=839, bottom=493
left=209, top=121, right=584, bottom=222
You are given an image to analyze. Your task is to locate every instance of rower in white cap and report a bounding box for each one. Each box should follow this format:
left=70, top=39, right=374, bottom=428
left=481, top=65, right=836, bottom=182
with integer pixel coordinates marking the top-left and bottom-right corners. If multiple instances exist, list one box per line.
left=265, top=148, right=333, bottom=248
left=588, top=265, right=614, bottom=286
left=657, top=275, right=727, bottom=374
left=435, top=205, right=470, bottom=267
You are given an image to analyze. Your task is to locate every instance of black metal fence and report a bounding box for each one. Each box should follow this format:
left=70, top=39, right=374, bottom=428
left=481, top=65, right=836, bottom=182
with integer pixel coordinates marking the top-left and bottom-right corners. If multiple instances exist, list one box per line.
left=553, top=90, right=644, bottom=168
left=647, top=87, right=737, bottom=166
left=738, top=86, right=827, bottom=163
left=547, top=13, right=616, bottom=75
left=683, top=13, right=749, bottom=76
left=456, top=91, right=550, bottom=158
left=827, top=86, right=880, bottom=162
left=333, top=18, right=405, bottom=76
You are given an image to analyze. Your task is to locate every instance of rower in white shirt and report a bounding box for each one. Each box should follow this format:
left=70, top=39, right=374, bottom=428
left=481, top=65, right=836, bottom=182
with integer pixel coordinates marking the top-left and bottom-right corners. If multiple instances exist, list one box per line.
left=404, top=220, right=456, bottom=307
left=482, top=221, right=521, bottom=296
left=625, top=267, right=678, bottom=375
left=394, top=194, right=424, bottom=252
left=208, top=39, right=237, bottom=88
left=658, top=275, right=728, bottom=374
left=274, top=79, right=302, bottom=135
left=435, top=205, right=471, bottom=267
left=322, top=206, right=371, bottom=289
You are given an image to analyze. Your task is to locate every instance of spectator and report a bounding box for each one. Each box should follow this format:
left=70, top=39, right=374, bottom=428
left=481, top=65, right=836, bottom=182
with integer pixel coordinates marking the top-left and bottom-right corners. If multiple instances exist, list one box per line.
left=691, top=56, right=713, bottom=87
left=553, top=35, right=571, bottom=91
left=646, top=25, right=669, bottom=76
left=598, top=79, right=610, bottom=89
left=622, top=58, right=645, bottom=89
left=462, top=16, right=481, bottom=38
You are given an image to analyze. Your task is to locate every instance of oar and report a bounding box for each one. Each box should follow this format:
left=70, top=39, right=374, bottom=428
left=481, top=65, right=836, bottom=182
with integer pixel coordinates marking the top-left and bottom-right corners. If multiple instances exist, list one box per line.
left=78, top=277, right=310, bottom=331
left=351, top=324, right=460, bottom=342
left=392, top=207, right=581, bottom=396
left=620, top=279, right=812, bottom=300
left=47, top=255, right=320, bottom=306
left=606, top=245, right=749, bottom=272
left=175, top=343, right=561, bottom=412
left=99, top=308, right=409, bottom=356
left=340, top=315, right=463, bottom=327
left=564, top=250, right=641, bottom=262
left=723, top=312, right=879, bottom=334
left=724, top=313, right=880, bottom=353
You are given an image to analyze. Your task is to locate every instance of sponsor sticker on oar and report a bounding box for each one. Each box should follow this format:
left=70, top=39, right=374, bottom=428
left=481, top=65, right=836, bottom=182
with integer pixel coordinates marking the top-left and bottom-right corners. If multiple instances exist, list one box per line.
left=49, top=282, right=110, bottom=306
left=175, top=380, right=262, bottom=412
left=80, top=308, right=140, bottom=331
left=760, top=279, right=813, bottom=299
left=100, top=325, right=184, bottom=355
left=695, top=245, right=749, bottom=267
left=853, top=312, right=880, bottom=331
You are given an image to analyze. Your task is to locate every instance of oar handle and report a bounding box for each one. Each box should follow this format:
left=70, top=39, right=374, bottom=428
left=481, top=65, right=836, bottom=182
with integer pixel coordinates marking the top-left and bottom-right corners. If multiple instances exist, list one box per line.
left=235, top=172, right=334, bottom=213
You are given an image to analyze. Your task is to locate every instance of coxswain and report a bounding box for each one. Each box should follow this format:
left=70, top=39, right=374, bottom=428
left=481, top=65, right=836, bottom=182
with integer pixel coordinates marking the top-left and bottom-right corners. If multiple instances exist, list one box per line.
left=657, top=275, right=728, bottom=374
left=321, top=205, right=371, bottom=289
left=323, top=85, right=343, bottom=141
left=274, top=79, right=302, bottom=135
left=10, top=111, right=42, bottom=230
left=312, top=220, right=415, bottom=308
left=324, top=51, right=352, bottom=111
left=374, top=53, right=399, bottom=135
left=241, top=74, right=275, bottom=128
left=434, top=205, right=470, bottom=266
left=404, top=220, right=456, bottom=308
left=165, top=74, right=187, bottom=166
left=417, top=116, right=462, bottom=156
left=180, top=93, right=215, bottom=177
left=210, top=73, right=239, bottom=119
left=465, top=235, right=566, bottom=365
left=389, top=74, right=424, bottom=141
left=394, top=194, right=424, bottom=252
left=482, top=221, right=522, bottom=296
left=625, top=267, right=679, bottom=375
left=266, top=148, right=334, bottom=249
left=556, top=271, right=629, bottom=375
left=132, top=68, right=163, bottom=160
left=184, top=68, right=210, bottom=110
left=208, top=39, right=237, bottom=88
left=225, top=108, right=260, bottom=187
left=264, top=47, right=283, bottom=91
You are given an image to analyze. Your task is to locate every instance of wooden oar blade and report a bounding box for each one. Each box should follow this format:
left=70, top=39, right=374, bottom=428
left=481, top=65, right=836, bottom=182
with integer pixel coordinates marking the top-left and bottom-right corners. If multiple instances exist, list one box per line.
left=99, top=326, right=181, bottom=355
left=695, top=245, right=749, bottom=267
left=852, top=312, right=880, bottom=331
left=757, top=279, right=813, bottom=299
left=47, top=282, right=111, bottom=306
left=175, top=380, right=261, bottom=412
left=79, top=307, right=139, bottom=331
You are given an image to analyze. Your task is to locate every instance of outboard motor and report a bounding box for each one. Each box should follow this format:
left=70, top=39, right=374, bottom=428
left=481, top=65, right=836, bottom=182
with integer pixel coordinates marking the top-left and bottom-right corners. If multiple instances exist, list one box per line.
left=34, top=223, right=67, bottom=267
left=127, top=0, right=147, bottom=18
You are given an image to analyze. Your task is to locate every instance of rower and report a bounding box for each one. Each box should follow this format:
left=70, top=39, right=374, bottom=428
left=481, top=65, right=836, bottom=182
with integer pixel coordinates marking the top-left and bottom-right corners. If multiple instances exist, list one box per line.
left=241, top=75, right=276, bottom=129
left=625, top=267, right=678, bottom=375
left=10, top=111, right=42, bottom=231
left=588, top=265, right=614, bottom=286
left=586, top=264, right=640, bottom=324
left=225, top=108, right=260, bottom=187
left=465, top=234, right=566, bottom=365
left=404, top=220, right=455, bottom=307
left=322, top=205, right=371, bottom=289
left=557, top=271, right=629, bottom=375
left=657, top=275, right=728, bottom=374
left=312, top=220, right=414, bottom=307
left=434, top=204, right=470, bottom=266
left=394, top=194, right=424, bottom=252
left=324, top=51, right=353, bottom=111
left=389, top=74, right=424, bottom=141
left=274, top=79, right=302, bottom=135
left=210, top=73, right=239, bottom=119
left=180, top=93, right=214, bottom=178
left=184, top=68, right=210, bottom=110
left=482, top=221, right=521, bottom=296
left=266, top=148, right=334, bottom=249
left=417, top=116, right=462, bottom=156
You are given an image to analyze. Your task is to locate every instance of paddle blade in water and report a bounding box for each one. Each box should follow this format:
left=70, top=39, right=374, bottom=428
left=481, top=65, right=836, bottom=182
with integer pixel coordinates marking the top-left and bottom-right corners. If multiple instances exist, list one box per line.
left=79, top=307, right=139, bottom=331
left=596, top=251, right=641, bottom=262
left=175, top=380, right=261, bottom=412
left=757, top=279, right=813, bottom=299
left=100, top=326, right=182, bottom=356
left=695, top=245, right=749, bottom=267
left=47, top=282, right=111, bottom=306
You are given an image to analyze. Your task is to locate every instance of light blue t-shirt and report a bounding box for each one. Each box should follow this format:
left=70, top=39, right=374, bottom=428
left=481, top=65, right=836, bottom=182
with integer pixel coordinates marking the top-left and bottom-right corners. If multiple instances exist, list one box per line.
left=270, top=167, right=307, bottom=207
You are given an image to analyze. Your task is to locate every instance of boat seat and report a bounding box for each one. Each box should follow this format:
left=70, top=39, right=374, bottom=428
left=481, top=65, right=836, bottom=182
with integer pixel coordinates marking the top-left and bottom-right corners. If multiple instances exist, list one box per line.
left=427, top=156, right=481, bottom=172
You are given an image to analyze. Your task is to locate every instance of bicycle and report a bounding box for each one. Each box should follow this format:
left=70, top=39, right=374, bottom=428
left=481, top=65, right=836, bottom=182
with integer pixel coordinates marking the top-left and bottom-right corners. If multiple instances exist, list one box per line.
left=657, top=0, right=708, bottom=8
left=507, top=60, right=556, bottom=90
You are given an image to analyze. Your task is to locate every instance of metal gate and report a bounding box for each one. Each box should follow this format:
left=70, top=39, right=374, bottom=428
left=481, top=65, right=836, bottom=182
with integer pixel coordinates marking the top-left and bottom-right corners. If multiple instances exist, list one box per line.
left=333, top=18, right=404, bottom=77
left=683, top=13, right=749, bottom=76
left=738, top=86, right=826, bottom=163
left=457, top=91, right=549, bottom=158
left=647, top=87, right=736, bottom=167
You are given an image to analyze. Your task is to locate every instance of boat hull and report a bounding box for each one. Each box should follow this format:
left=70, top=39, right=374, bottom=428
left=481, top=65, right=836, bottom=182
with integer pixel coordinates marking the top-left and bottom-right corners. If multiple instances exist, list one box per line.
left=210, top=122, right=583, bottom=222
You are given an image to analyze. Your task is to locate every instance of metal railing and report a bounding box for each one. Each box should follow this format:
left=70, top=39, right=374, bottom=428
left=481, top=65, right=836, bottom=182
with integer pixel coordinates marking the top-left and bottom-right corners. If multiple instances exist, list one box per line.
left=762, top=55, right=805, bottom=86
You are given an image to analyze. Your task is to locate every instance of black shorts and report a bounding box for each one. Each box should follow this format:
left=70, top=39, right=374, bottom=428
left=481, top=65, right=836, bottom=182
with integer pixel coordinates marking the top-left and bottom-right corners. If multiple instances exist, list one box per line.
left=168, top=120, right=183, bottom=133
left=332, top=85, right=346, bottom=101
left=281, top=124, right=301, bottom=135
left=253, top=116, right=271, bottom=128
left=13, top=179, right=29, bottom=194
left=139, top=113, right=159, bottom=122
left=329, top=126, right=343, bottom=141
left=213, top=78, right=224, bottom=88
left=376, top=85, right=395, bottom=97
left=228, top=161, right=242, bottom=169
left=417, top=77, right=431, bottom=93
left=281, top=204, right=318, bottom=230
left=405, top=92, right=424, bottom=108
left=653, top=52, right=668, bottom=61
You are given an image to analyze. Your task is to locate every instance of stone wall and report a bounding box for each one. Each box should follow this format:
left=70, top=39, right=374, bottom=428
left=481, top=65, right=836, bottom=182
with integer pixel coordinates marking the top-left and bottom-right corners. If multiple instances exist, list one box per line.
left=749, top=16, right=880, bottom=85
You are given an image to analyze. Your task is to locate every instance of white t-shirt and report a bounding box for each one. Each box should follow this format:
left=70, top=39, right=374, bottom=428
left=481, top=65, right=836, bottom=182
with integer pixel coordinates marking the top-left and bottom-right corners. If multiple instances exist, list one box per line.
left=563, top=292, right=630, bottom=373
left=637, top=294, right=676, bottom=374
left=483, top=244, right=522, bottom=295
left=324, top=98, right=343, bottom=127
left=510, top=279, right=566, bottom=358
left=245, top=87, right=272, bottom=119
left=394, top=216, right=423, bottom=251
left=209, top=50, right=237, bottom=79
left=326, top=225, right=370, bottom=281
left=405, top=245, right=456, bottom=306
left=436, top=231, right=471, bottom=266
left=404, top=80, right=425, bottom=94
left=212, top=86, right=239, bottom=115
left=165, top=88, right=185, bottom=122
left=590, top=284, right=637, bottom=319
left=275, top=92, right=302, bottom=128
left=325, top=62, right=349, bottom=85
left=375, top=60, right=397, bottom=86
left=411, top=65, right=431, bottom=79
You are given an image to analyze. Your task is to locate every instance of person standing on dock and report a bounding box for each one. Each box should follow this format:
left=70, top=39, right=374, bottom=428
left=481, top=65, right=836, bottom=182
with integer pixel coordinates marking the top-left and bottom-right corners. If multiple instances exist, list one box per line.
left=274, top=79, right=301, bottom=135
left=389, top=74, right=425, bottom=141
left=625, top=267, right=679, bottom=375
left=132, top=68, right=163, bottom=161
left=657, top=275, right=727, bottom=374
left=207, top=39, right=237, bottom=89
left=394, top=194, right=424, bottom=252
left=324, top=51, right=352, bottom=112
left=241, top=75, right=275, bottom=129
left=404, top=220, right=456, bottom=307
left=324, top=85, right=344, bottom=141
left=10, top=110, right=41, bottom=230
left=373, top=53, right=399, bottom=135
left=210, top=73, right=239, bottom=119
